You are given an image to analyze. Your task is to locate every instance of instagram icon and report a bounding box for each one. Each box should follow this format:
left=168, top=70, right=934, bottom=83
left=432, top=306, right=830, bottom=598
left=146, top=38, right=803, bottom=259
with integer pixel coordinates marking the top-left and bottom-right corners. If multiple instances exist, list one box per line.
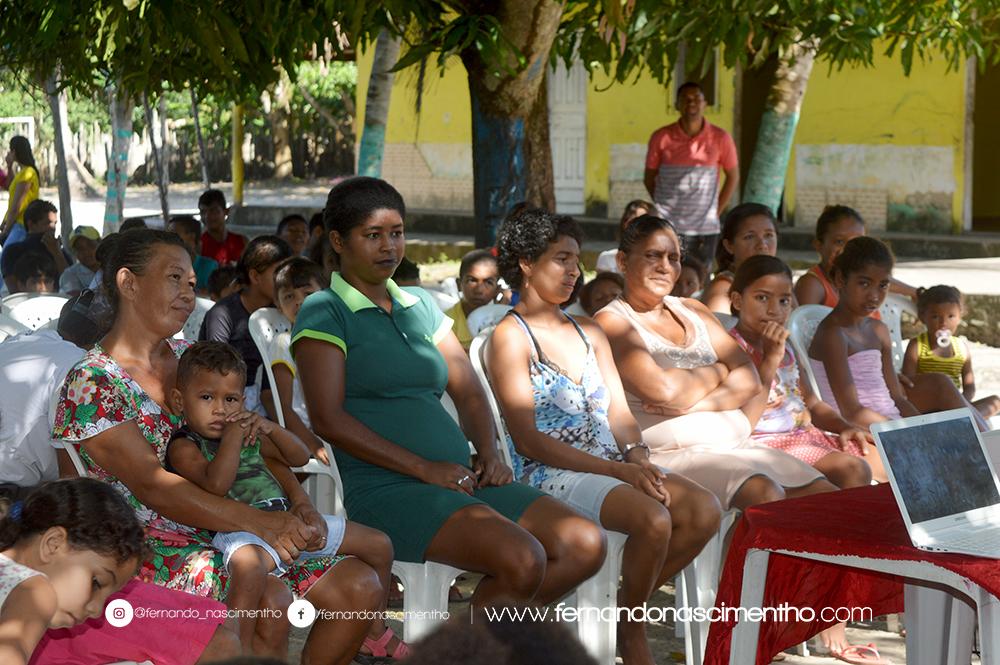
left=105, top=599, right=134, bottom=627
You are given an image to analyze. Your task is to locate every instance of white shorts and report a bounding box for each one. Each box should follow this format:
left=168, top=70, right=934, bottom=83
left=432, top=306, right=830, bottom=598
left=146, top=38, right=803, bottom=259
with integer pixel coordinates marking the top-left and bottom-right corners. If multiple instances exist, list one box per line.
left=212, top=513, right=347, bottom=575
left=537, top=465, right=670, bottom=524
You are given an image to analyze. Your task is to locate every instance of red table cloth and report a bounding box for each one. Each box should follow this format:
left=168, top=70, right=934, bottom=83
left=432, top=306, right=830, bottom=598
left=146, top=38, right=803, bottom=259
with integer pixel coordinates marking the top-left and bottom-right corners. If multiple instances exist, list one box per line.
left=704, top=484, right=1000, bottom=665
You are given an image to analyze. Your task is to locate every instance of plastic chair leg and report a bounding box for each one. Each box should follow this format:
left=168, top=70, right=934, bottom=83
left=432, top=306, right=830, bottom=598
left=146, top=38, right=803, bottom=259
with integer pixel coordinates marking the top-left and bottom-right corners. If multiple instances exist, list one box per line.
left=391, top=560, right=463, bottom=642
left=571, top=532, right=626, bottom=665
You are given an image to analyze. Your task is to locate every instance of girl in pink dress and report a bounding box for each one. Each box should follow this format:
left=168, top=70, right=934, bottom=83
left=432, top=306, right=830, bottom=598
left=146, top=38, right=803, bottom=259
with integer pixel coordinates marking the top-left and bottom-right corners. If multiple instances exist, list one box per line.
left=728, top=255, right=884, bottom=486
left=808, top=237, right=920, bottom=432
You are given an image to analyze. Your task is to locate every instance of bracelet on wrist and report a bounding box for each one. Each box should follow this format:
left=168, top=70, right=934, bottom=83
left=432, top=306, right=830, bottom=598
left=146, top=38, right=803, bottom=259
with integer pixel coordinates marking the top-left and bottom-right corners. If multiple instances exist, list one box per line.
left=622, top=442, right=650, bottom=460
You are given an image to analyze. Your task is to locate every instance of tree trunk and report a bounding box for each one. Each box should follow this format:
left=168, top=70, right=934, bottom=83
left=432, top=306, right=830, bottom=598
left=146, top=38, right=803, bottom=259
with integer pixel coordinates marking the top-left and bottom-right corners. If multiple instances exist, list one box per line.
left=524, top=67, right=555, bottom=212
left=45, top=74, right=74, bottom=245
left=191, top=89, right=211, bottom=189
left=104, top=85, right=133, bottom=234
left=267, top=69, right=294, bottom=179
left=158, top=95, right=171, bottom=217
left=461, top=0, right=563, bottom=247
left=142, top=94, right=170, bottom=223
left=358, top=29, right=401, bottom=178
left=742, top=41, right=817, bottom=214
left=231, top=104, right=245, bottom=207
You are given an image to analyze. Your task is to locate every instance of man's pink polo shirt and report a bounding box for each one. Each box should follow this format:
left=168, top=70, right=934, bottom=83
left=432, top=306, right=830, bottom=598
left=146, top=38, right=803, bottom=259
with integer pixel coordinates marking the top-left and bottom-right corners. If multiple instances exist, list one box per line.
left=645, top=119, right=738, bottom=236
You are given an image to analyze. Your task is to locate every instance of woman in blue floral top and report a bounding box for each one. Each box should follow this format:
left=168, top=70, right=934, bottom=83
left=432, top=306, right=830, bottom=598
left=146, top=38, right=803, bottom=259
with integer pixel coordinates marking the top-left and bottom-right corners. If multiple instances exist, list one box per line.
left=487, top=208, right=723, bottom=665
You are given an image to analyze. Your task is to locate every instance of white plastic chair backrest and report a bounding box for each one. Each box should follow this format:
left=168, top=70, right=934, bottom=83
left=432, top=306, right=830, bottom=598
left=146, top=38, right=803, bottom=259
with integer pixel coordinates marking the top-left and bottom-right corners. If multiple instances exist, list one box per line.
left=49, top=375, right=90, bottom=478
left=425, top=288, right=459, bottom=313
left=8, top=296, right=69, bottom=331
left=466, top=303, right=512, bottom=339
left=0, top=313, right=29, bottom=340
left=176, top=297, right=215, bottom=341
left=247, top=308, right=292, bottom=427
left=713, top=312, right=738, bottom=331
left=1, top=291, right=66, bottom=312
left=786, top=304, right=832, bottom=400
left=247, top=307, right=346, bottom=516
left=879, top=293, right=915, bottom=373
left=469, top=331, right=515, bottom=468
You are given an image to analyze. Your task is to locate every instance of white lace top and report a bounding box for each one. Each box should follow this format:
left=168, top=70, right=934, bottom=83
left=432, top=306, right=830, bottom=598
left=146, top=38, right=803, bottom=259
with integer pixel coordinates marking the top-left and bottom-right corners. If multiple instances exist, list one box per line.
left=601, top=296, right=718, bottom=412
left=0, top=553, right=43, bottom=610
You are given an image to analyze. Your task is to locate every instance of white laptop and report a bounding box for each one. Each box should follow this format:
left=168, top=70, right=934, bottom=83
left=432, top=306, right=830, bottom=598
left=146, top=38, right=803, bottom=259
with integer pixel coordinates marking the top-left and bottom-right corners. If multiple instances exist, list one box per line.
left=873, top=408, right=1000, bottom=558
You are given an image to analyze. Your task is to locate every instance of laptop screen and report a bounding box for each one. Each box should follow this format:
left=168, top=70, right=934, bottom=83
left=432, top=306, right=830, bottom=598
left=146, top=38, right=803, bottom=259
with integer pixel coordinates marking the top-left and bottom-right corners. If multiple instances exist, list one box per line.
left=878, top=416, right=1000, bottom=524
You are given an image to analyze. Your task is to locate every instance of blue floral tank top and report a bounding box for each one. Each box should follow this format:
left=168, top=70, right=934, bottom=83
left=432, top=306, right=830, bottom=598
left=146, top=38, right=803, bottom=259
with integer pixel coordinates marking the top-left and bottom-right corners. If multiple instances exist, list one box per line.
left=505, top=312, right=622, bottom=488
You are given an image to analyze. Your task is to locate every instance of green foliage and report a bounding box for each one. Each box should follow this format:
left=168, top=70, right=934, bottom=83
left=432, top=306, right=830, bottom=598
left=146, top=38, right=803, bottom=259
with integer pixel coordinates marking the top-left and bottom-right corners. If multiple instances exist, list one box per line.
left=559, top=0, right=1000, bottom=85
left=0, top=0, right=350, bottom=103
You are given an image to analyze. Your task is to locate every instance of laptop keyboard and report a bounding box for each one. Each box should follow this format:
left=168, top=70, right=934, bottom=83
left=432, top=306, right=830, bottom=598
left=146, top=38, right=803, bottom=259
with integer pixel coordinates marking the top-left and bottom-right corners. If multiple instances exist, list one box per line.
left=944, top=529, right=1000, bottom=556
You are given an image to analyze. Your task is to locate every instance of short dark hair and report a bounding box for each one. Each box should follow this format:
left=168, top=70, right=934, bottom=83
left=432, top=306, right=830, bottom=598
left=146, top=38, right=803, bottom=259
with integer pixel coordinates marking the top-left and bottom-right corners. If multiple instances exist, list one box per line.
left=619, top=214, right=675, bottom=256
left=917, top=284, right=963, bottom=317
left=0, top=478, right=147, bottom=566
left=459, top=249, right=497, bottom=279
left=101, top=229, right=189, bottom=312
left=579, top=272, right=624, bottom=314
left=169, top=215, right=201, bottom=237
left=274, top=257, right=324, bottom=295
left=13, top=251, right=58, bottom=290
left=177, top=341, right=247, bottom=387
left=208, top=265, right=240, bottom=299
left=120, top=217, right=148, bottom=233
left=392, top=256, right=420, bottom=282
left=676, top=81, right=704, bottom=101
left=815, top=205, right=864, bottom=242
left=730, top=255, right=793, bottom=297
left=23, top=199, right=57, bottom=227
left=277, top=214, right=307, bottom=236
left=308, top=212, right=324, bottom=234
left=323, top=177, right=405, bottom=237
left=680, top=255, right=707, bottom=286
left=715, top=203, right=777, bottom=273
left=496, top=208, right=583, bottom=290
left=832, top=236, right=894, bottom=281
left=237, top=235, right=293, bottom=285
left=198, top=189, right=227, bottom=210
left=619, top=199, right=654, bottom=236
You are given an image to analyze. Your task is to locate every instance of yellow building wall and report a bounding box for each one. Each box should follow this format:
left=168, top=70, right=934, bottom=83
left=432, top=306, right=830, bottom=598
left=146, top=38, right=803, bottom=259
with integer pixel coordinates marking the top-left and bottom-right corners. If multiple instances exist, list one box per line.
left=589, top=66, right=736, bottom=216
left=789, top=52, right=967, bottom=231
left=358, top=45, right=967, bottom=228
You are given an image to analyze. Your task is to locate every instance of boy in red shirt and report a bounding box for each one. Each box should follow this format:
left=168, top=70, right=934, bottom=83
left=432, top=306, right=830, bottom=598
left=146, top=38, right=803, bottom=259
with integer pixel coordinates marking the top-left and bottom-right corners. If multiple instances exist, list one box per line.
left=199, top=189, right=247, bottom=266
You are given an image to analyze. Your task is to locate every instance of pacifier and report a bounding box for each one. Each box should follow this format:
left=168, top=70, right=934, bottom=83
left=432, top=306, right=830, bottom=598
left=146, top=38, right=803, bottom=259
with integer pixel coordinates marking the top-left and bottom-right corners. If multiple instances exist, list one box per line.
left=936, top=329, right=952, bottom=348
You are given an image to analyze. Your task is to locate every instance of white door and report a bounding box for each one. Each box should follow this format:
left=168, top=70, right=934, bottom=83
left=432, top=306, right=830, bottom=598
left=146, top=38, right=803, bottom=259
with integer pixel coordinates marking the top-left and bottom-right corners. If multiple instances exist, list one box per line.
left=548, top=59, right=587, bottom=215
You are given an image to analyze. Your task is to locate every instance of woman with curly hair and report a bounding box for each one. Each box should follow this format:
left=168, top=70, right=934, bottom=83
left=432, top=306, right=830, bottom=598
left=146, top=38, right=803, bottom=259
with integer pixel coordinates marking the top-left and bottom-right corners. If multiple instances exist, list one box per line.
left=488, top=207, right=722, bottom=665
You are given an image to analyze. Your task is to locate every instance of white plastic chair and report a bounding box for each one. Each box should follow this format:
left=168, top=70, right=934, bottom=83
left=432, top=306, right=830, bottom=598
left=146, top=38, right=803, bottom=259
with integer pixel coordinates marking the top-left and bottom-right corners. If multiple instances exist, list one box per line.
left=0, top=313, right=29, bottom=342
left=247, top=307, right=463, bottom=642
left=880, top=292, right=916, bottom=372
left=424, top=287, right=459, bottom=313
left=468, top=332, right=626, bottom=663
left=713, top=312, right=738, bottom=331
left=7, top=295, right=70, bottom=331
left=247, top=308, right=343, bottom=517
left=466, top=303, right=512, bottom=339
left=175, top=297, right=215, bottom=341
left=1, top=291, right=67, bottom=313
left=787, top=304, right=832, bottom=401
left=472, top=329, right=735, bottom=665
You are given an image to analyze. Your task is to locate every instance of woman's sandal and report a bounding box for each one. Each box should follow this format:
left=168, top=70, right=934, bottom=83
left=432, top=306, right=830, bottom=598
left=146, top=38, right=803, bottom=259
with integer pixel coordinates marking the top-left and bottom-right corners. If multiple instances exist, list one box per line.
left=830, top=643, right=894, bottom=665
left=356, top=627, right=410, bottom=664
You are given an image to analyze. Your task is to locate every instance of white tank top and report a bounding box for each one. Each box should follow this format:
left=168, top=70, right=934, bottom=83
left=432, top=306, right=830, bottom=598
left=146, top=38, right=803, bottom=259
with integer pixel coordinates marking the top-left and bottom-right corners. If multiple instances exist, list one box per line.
left=0, top=553, right=43, bottom=610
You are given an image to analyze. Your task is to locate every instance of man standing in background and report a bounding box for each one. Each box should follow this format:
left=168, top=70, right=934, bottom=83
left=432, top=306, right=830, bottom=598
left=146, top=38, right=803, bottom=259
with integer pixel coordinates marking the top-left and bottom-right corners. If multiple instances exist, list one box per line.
left=644, top=82, right=739, bottom=268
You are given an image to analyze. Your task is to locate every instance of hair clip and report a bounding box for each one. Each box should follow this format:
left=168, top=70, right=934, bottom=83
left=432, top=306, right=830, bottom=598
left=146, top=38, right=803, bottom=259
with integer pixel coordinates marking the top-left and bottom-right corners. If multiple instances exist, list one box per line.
left=9, top=501, right=23, bottom=522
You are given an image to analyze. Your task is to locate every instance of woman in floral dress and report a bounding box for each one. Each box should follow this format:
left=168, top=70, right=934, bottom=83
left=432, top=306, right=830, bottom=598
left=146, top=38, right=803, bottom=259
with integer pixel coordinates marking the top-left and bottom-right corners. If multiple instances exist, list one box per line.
left=53, top=229, right=383, bottom=665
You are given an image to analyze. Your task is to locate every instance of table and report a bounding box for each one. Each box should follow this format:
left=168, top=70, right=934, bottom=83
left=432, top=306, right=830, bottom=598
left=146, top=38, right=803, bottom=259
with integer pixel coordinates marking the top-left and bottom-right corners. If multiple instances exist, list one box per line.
left=704, top=484, right=1000, bottom=665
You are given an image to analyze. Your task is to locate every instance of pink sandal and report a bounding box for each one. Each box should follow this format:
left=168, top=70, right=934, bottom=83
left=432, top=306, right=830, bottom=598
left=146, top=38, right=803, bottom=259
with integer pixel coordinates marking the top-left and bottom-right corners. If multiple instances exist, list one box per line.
left=831, top=643, right=893, bottom=665
left=358, top=627, right=410, bottom=663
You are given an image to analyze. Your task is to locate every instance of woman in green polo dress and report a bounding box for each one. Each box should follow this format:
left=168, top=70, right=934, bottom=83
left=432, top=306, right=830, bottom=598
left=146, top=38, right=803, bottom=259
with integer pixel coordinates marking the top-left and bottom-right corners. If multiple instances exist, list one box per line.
left=293, top=177, right=606, bottom=607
